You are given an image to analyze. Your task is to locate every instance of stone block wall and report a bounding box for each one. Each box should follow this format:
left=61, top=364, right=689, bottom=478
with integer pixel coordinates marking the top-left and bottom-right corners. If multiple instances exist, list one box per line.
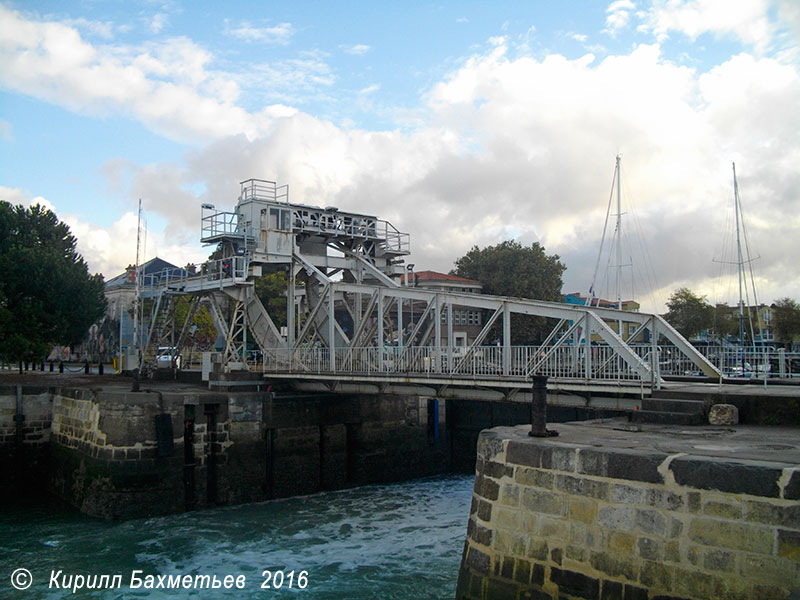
left=0, top=386, right=52, bottom=447
left=0, top=386, right=53, bottom=490
left=3, top=385, right=453, bottom=519
left=456, top=425, right=800, bottom=600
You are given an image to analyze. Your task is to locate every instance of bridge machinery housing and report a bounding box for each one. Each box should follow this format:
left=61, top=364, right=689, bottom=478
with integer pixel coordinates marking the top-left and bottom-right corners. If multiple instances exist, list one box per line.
left=140, top=178, right=719, bottom=401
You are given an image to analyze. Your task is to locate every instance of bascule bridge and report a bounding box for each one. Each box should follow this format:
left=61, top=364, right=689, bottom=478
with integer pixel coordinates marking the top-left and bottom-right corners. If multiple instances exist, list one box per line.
left=137, top=178, right=719, bottom=401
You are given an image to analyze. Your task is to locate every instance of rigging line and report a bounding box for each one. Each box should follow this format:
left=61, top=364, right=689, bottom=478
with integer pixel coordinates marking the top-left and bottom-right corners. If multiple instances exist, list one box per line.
left=588, top=161, right=618, bottom=305
left=623, top=174, right=659, bottom=309
left=738, top=188, right=765, bottom=341
left=618, top=160, right=657, bottom=310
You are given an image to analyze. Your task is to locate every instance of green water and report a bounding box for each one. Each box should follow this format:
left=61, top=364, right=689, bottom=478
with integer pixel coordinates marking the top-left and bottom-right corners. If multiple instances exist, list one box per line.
left=1, top=475, right=474, bottom=599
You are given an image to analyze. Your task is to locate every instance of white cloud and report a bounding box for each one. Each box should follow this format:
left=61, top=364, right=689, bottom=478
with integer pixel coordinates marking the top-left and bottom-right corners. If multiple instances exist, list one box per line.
left=63, top=38, right=796, bottom=311
left=226, top=20, right=294, bottom=44
left=0, top=186, right=56, bottom=212
left=359, top=84, right=380, bottom=95
left=63, top=17, right=114, bottom=40
left=0, top=7, right=337, bottom=141
left=605, top=0, right=637, bottom=36
left=149, top=13, right=169, bottom=34
left=0, top=6, right=267, bottom=143
left=341, top=44, right=371, bottom=55
left=639, top=0, right=774, bottom=53
left=3, top=6, right=799, bottom=312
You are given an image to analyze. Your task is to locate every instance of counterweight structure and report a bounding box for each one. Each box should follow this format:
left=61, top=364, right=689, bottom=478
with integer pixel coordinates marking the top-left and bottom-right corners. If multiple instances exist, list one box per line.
left=138, top=178, right=719, bottom=395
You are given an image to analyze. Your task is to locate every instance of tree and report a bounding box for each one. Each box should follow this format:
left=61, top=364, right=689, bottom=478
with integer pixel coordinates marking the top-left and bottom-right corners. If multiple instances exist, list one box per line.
left=255, top=271, right=288, bottom=329
left=0, top=202, right=106, bottom=366
left=663, top=288, right=713, bottom=339
left=773, top=298, right=800, bottom=346
left=452, top=240, right=566, bottom=344
left=173, top=296, right=218, bottom=350
left=711, top=303, right=738, bottom=340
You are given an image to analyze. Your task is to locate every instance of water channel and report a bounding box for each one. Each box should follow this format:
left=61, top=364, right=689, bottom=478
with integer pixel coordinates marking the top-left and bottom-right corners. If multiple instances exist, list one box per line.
left=2, top=474, right=474, bottom=599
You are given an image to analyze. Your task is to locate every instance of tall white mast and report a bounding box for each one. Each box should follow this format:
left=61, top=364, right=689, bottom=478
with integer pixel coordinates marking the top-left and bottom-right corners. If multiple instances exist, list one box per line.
left=733, top=162, right=745, bottom=345
left=614, top=155, right=624, bottom=339
left=133, top=198, right=142, bottom=371
left=615, top=155, right=622, bottom=309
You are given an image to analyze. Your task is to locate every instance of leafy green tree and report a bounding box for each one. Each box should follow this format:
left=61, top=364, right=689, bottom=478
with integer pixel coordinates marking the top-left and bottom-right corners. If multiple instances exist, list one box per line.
left=173, top=296, right=218, bottom=350
left=773, top=298, right=800, bottom=346
left=0, top=202, right=106, bottom=366
left=712, top=303, right=738, bottom=340
left=452, top=240, right=566, bottom=344
left=663, top=288, right=713, bottom=339
left=255, top=271, right=288, bottom=329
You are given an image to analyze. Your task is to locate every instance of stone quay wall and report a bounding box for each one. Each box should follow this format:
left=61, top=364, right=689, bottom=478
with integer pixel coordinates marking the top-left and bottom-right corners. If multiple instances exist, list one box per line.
left=0, top=386, right=451, bottom=519
left=456, top=425, right=800, bottom=600
left=0, top=385, right=53, bottom=489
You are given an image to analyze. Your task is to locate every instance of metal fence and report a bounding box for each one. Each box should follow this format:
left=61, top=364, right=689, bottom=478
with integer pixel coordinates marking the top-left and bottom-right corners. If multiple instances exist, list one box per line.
left=261, top=345, right=648, bottom=381
left=632, top=344, right=800, bottom=379
left=260, top=343, right=800, bottom=382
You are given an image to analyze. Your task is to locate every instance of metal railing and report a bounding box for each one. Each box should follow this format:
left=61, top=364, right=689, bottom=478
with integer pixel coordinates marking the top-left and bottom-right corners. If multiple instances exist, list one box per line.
left=139, top=256, right=250, bottom=291
left=632, top=344, right=800, bottom=379
left=201, top=210, right=240, bottom=240
left=240, top=179, right=289, bottom=203
left=261, top=345, right=646, bottom=382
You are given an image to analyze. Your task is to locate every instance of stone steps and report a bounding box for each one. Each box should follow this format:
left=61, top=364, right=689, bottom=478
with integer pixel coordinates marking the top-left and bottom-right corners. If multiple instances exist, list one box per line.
left=631, top=397, right=706, bottom=425
left=631, top=409, right=705, bottom=426
left=641, top=398, right=705, bottom=414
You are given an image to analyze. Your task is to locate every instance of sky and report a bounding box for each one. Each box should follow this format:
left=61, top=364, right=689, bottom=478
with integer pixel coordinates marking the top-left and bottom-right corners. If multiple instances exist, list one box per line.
left=1, top=0, right=799, bottom=314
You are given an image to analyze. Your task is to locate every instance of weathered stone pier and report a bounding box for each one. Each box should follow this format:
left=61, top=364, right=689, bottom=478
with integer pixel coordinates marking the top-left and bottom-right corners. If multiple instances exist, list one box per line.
left=456, top=420, right=800, bottom=600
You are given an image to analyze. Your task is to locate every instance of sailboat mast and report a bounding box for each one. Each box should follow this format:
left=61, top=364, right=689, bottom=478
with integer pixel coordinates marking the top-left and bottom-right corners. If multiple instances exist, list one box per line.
left=733, top=163, right=745, bottom=344
left=133, top=198, right=142, bottom=370
left=615, top=155, right=623, bottom=333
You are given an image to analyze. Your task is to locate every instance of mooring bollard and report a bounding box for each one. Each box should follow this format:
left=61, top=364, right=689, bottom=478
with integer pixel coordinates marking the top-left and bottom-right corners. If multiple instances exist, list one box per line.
left=530, top=375, right=559, bottom=437
left=132, top=368, right=140, bottom=392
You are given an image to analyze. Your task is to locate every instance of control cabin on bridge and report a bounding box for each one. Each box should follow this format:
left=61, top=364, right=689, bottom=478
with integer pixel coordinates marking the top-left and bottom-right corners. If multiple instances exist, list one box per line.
left=200, top=178, right=410, bottom=282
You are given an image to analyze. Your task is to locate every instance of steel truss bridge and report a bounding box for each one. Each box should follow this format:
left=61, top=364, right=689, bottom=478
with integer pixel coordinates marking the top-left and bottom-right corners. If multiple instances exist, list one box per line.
left=136, top=178, right=719, bottom=399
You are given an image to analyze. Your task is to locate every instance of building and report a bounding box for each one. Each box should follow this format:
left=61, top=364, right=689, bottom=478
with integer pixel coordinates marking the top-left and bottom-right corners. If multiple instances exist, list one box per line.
left=562, top=292, right=644, bottom=342
left=103, top=257, right=185, bottom=367
left=400, top=270, right=484, bottom=347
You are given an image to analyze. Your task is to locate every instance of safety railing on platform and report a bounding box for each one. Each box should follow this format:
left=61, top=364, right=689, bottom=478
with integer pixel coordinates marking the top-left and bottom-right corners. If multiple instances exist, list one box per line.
left=139, top=256, right=251, bottom=291
left=631, top=344, right=800, bottom=379
left=261, top=345, right=647, bottom=382
left=201, top=210, right=241, bottom=240
left=240, top=179, right=288, bottom=203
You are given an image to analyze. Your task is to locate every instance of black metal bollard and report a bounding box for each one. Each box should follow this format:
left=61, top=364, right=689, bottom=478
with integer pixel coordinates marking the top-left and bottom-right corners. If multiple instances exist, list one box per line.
left=529, top=375, right=558, bottom=438
left=59, top=361, right=64, bottom=373
left=132, top=368, right=140, bottom=392
left=84, top=360, right=90, bottom=374
left=41, top=361, right=45, bottom=371
left=49, top=361, right=54, bottom=372
left=98, top=362, right=104, bottom=375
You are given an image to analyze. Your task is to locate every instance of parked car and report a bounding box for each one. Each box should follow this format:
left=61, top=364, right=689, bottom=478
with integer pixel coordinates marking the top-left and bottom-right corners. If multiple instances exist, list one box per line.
left=156, top=347, right=181, bottom=369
